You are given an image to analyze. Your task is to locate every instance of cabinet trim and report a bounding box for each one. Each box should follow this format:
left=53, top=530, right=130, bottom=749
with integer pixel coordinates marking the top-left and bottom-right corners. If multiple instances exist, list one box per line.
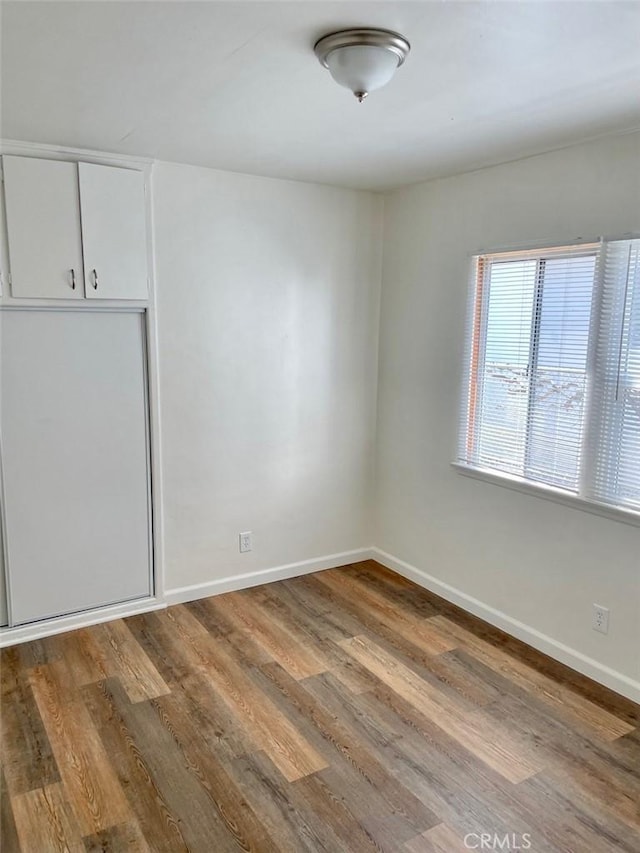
left=0, top=597, right=165, bottom=647
left=1, top=138, right=153, bottom=169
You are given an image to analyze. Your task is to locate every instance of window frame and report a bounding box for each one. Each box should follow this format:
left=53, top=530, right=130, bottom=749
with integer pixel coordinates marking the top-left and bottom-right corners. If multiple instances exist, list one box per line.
left=454, top=238, right=640, bottom=528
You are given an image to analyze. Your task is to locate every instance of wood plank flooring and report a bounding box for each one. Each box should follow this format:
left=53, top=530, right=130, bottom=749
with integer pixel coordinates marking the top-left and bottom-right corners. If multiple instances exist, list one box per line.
left=1, top=560, right=639, bottom=852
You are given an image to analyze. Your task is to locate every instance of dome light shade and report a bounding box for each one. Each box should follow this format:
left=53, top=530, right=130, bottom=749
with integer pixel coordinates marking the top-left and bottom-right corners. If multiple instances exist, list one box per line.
left=314, top=29, right=410, bottom=102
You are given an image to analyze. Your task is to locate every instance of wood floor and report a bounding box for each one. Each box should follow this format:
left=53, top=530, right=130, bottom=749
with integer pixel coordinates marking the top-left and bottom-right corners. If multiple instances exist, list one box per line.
left=1, top=561, right=639, bottom=852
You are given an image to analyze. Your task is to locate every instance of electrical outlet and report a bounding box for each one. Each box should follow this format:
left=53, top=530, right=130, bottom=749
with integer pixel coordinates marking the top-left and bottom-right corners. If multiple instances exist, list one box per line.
left=239, top=531, right=252, bottom=553
left=592, top=604, right=609, bottom=634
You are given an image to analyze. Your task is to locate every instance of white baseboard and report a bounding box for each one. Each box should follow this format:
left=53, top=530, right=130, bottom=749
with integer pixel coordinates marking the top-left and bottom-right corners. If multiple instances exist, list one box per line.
left=0, top=597, right=166, bottom=648
left=164, top=547, right=374, bottom=606
left=0, top=549, right=373, bottom=646
left=371, top=547, right=640, bottom=704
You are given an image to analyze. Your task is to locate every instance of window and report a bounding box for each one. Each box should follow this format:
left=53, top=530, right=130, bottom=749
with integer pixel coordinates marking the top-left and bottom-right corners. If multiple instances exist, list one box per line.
left=457, top=238, right=640, bottom=518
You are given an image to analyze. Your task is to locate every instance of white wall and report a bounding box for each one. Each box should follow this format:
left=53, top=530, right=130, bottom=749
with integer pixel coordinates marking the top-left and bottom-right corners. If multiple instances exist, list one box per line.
left=375, top=132, right=640, bottom=688
left=153, top=163, right=382, bottom=593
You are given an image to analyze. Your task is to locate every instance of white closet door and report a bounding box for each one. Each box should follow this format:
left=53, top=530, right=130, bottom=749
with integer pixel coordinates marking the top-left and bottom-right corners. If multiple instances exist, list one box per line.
left=1, top=310, right=151, bottom=625
left=79, top=163, right=148, bottom=300
left=0, top=522, right=6, bottom=627
left=3, top=156, right=85, bottom=299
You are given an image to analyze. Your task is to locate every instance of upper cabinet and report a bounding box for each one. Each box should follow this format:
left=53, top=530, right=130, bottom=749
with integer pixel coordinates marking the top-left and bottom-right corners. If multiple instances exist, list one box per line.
left=79, top=163, right=148, bottom=300
left=2, top=155, right=148, bottom=300
left=3, top=156, right=85, bottom=299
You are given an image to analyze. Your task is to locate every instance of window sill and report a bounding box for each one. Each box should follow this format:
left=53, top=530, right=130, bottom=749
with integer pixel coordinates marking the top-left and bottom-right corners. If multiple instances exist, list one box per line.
left=451, top=462, right=640, bottom=528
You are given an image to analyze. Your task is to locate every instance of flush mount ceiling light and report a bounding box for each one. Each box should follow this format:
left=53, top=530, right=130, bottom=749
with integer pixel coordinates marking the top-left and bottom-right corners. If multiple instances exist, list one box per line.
left=314, top=28, right=410, bottom=102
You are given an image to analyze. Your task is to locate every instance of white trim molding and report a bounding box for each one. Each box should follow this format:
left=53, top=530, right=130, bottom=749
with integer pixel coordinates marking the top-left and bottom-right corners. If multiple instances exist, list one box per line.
left=371, top=547, right=640, bottom=704
left=0, top=548, right=373, bottom=646
left=164, top=548, right=374, bottom=606
left=0, top=597, right=166, bottom=648
left=1, top=138, right=153, bottom=170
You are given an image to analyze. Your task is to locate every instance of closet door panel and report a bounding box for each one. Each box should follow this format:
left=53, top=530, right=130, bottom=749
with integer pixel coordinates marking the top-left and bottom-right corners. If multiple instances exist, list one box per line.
left=1, top=310, right=151, bottom=625
left=79, top=163, right=148, bottom=300
left=3, top=156, right=85, bottom=299
left=0, top=522, right=7, bottom=627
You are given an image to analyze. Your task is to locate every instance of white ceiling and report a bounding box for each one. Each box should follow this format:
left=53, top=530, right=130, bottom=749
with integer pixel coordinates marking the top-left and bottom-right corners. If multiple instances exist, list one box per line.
left=2, top=1, right=640, bottom=191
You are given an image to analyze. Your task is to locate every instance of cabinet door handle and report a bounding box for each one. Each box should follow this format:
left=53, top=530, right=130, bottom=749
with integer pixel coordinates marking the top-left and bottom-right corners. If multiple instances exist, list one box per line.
left=92, top=269, right=98, bottom=290
left=70, top=268, right=76, bottom=290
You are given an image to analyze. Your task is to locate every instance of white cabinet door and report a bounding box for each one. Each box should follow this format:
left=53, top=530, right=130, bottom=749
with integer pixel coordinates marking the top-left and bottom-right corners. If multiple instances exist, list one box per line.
left=3, top=156, right=85, bottom=299
left=79, top=163, right=148, bottom=300
left=1, top=310, right=152, bottom=625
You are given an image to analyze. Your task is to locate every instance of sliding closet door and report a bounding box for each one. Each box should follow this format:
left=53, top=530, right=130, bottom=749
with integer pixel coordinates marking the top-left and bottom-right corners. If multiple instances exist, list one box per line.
left=1, top=310, right=151, bottom=625
left=0, top=522, right=7, bottom=627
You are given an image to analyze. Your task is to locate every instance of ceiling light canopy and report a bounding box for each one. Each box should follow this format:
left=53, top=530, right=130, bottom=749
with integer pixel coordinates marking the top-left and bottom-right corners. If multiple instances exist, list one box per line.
left=314, top=28, right=410, bottom=102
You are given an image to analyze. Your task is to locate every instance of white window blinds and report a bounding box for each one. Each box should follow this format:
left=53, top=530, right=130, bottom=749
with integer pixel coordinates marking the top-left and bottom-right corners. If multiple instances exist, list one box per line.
left=590, top=241, right=640, bottom=510
left=458, top=238, right=640, bottom=517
